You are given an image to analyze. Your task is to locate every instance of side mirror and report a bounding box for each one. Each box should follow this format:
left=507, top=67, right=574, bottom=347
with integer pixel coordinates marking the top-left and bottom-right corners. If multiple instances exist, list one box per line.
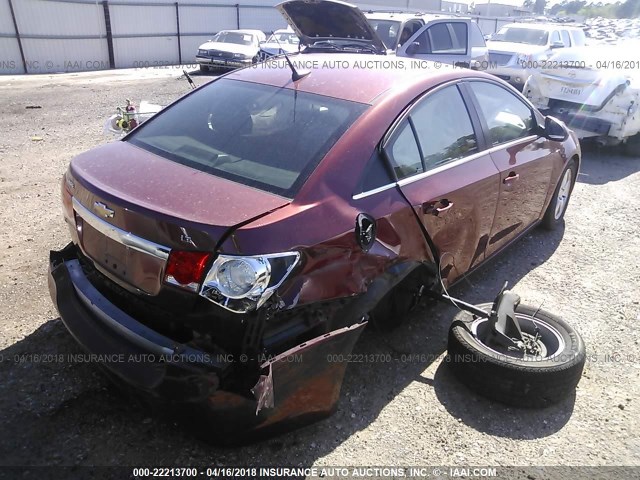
left=544, top=116, right=568, bottom=141
left=406, top=41, right=420, bottom=55
left=550, top=41, right=565, bottom=49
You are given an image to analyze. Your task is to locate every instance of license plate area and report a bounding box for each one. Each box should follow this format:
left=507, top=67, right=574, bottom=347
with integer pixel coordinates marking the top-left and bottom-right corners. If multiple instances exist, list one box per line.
left=73, top=201, right=169, bottom=296
left=559, top=85, right=583, bottom=96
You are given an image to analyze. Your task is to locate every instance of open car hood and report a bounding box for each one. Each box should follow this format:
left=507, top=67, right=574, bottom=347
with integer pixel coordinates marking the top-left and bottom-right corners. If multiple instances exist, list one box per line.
left=276, top=0, right=386, bottom=53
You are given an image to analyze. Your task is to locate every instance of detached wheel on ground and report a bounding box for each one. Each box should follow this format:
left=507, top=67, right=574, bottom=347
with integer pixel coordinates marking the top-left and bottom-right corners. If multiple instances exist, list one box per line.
left=446, top=303, right=586, bottom=408
left=541, top=159, right=577, bottom=230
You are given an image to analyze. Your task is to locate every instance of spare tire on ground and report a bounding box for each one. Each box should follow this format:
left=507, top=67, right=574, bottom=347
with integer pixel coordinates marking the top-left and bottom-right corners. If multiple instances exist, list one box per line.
left=446, top=303, right=586, bottom=408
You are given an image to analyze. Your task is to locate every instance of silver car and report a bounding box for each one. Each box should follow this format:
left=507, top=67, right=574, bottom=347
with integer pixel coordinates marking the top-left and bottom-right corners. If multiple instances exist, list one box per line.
left=277, top=0, right=488, bottom=69
left=485, top=23, right=586, bottom=90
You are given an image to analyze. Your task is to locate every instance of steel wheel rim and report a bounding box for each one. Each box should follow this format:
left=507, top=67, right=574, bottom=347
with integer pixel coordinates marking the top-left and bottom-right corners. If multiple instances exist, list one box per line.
left=470, top=314, right=566, bottom=360
left=554, top=169, right=572, bottom=220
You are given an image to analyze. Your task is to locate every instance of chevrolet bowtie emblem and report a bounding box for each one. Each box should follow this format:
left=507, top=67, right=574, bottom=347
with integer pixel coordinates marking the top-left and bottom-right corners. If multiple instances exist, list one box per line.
left=93, top=201, right=115, bottom=218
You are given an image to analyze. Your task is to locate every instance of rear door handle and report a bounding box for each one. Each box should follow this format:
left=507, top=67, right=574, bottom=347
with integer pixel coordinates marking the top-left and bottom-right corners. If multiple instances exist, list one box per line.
left=423, top=200, right=454, bottom=216
left=503, top=172, right=520, bottom=183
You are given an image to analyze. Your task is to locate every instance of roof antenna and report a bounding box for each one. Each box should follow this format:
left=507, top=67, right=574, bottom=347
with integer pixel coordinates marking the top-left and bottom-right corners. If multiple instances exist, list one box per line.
left=271, top=31, right=310, bottom=82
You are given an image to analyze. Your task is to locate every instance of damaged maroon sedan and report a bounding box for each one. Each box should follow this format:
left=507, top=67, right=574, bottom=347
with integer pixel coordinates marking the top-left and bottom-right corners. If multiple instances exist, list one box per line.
left=49, top=54, right=583, bottom=441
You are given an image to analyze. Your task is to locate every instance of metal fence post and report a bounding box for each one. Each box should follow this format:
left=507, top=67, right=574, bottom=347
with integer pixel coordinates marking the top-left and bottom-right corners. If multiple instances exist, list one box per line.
left=236, top=4, right=240, bottom=29
left=175, top=2, right=182, bottom=65
left=102, top=0, right=115, bottom=69
left=7, top=0, right=27, bottom=74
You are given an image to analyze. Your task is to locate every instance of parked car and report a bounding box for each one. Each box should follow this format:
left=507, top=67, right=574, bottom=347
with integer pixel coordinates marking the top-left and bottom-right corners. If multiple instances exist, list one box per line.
left=486, top=23, right=586, bottom=89
left=49, top=54, right=582, bottom=441
left=277, top=0, right=489, bottom=69
left=196, top=29, right=266, bottom=71
left=524, top=45, right=640, bottom=155
left=258, top=27, right=300, bottom=61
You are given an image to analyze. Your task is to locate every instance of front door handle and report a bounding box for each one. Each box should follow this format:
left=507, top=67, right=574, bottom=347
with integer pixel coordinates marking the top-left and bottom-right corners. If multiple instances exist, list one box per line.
left=503, top=172, right=520, bottom=184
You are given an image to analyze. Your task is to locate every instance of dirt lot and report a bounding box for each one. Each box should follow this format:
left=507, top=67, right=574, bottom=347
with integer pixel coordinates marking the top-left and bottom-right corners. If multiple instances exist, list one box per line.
left=0, top=68, right=639, bottom=474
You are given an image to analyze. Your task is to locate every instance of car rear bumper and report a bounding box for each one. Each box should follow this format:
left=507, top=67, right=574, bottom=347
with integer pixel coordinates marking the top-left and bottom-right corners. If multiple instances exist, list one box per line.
left=195, top=55, right=251, bottom=69
left=48, top=244, right=366, bottom=442
left=48, top=244, right=229, bottom=400
left=542, top=108, right=613, bottom=136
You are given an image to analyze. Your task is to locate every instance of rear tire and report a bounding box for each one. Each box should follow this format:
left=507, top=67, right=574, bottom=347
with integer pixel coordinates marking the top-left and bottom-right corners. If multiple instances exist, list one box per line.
left=199, top=64, right=210, bottom=72
left=447, top=303, right=586, bottom=408
left=541, top=159, right=576, bottom=230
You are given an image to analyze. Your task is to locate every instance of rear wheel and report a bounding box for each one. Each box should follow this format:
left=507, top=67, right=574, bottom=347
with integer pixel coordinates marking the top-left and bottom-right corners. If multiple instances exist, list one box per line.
left=541, top=159, right=576, bottom=230
left=447, top=303, right=586, bottom=408
left=369, top=268, right=431, bottom=331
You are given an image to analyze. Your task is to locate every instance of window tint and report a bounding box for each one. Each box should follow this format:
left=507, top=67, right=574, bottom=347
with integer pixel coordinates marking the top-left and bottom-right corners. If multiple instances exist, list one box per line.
left=414, top=22, right=467, bottom=54
left=448, top=23, right=468, bottom=52
left=469, top=82, right=534, bottom=146
left=128, top=79, right=367, bottom=197
left=387, top=121, right=422, bottom=180
left=358, top=150, right=394, bottom=193
left=411, top=86, right=478, bottom=170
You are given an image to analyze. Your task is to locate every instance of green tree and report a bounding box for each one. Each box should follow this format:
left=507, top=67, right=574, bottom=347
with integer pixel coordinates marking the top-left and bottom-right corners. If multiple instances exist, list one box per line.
left=534, top=0, right=547, bottom=14
left=617, top=0, right=640, bottom=18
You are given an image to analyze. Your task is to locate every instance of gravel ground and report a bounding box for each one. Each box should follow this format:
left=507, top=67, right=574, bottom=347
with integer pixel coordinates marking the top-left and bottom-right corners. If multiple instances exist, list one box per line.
left=0, top=68, right=639, bottom=475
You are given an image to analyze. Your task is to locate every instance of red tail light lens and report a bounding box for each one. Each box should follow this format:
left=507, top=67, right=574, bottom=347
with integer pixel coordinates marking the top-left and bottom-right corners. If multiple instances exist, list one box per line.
left=164, top=251, right=212, bottom=292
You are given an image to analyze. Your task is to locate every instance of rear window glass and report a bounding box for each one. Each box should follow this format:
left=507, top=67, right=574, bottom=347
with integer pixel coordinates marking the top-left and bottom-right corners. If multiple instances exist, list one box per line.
left=128, top=79, right=368, bottom=197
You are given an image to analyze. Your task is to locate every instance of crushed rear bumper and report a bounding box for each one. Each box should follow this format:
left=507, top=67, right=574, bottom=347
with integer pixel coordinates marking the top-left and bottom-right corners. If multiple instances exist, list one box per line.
left=48, top=244, right=366, bottom=442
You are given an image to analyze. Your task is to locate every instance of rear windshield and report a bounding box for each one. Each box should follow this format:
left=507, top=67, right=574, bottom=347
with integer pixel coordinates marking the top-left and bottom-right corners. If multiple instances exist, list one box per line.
left=128, top=79, right=368, bottom=197
left=212, top=31, right=255, bottom=46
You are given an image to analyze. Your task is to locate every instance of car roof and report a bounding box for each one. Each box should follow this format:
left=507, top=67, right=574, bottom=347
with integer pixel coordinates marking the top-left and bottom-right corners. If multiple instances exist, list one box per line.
left=224, top=53, right=490, bottom=104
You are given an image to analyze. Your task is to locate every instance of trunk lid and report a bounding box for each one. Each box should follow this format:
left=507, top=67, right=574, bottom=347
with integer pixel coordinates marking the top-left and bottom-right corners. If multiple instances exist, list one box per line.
left=533, top=68, right=629, bottom=108
left=276, top=0, right=386, bottom=53
left=68, top=141, right=289, bottom=295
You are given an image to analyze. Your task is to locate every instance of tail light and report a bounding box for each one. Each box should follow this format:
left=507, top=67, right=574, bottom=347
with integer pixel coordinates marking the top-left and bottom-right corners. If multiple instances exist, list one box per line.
left=164, top=250, right=212, bottom=292
left=61, top=172, right=75, bottom=225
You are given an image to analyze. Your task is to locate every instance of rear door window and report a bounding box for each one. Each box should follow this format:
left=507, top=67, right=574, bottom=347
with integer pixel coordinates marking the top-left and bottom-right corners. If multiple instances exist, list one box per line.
left=385, top=84, right=478, bottom=179
left=410, top=85, right=478, bottom=170
left=560, top=30, right=571, bottom=47
left=387, top=120, right=423, bottom=180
